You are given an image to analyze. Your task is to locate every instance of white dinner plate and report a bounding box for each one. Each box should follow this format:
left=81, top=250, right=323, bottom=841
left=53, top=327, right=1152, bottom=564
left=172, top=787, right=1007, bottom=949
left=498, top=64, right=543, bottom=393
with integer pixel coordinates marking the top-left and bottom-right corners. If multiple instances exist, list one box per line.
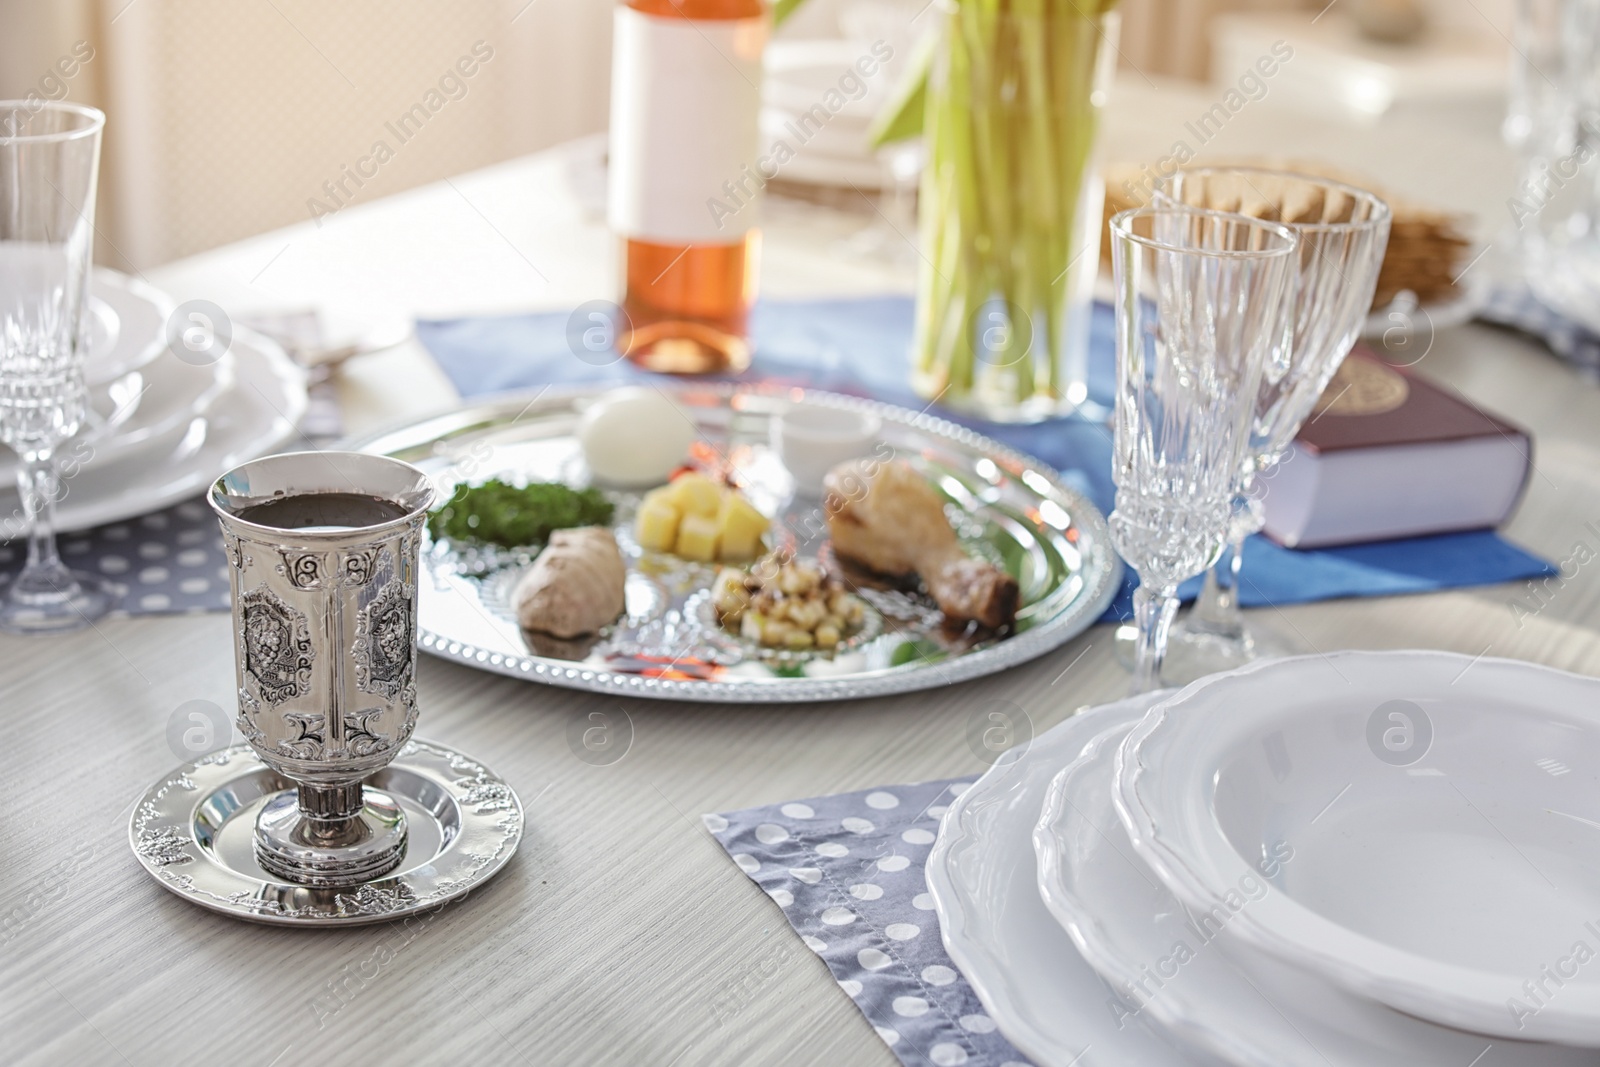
left=763, top=142, right=888, bottom=190
left=1036, top=719, right=1592, bottom=1066
left=1116, top=651, right=1600, bottom=1046
left=0, top=250, right=162, bottom=387
left=926, top=689, right=1229, bottom=1067
left=85, top=294, right=121, bottom=372
left=0, top=327, right=306, bottom=533
left=100, top=348, right=237, bottom=456
left=758, top=40, right=890, bottom=188
left=0, top=351, right=236, bottom=484
left=760, top=107, right=876, bottom=171
left=86, top=268, right=173, bottom=385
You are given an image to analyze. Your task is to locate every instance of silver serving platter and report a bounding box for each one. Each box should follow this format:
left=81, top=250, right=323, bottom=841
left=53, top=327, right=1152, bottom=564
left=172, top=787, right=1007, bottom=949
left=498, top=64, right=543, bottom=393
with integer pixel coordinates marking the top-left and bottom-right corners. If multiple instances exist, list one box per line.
left=343, top=385, right=1122, bottom=703
left=128, top=740, right=522, bottom=927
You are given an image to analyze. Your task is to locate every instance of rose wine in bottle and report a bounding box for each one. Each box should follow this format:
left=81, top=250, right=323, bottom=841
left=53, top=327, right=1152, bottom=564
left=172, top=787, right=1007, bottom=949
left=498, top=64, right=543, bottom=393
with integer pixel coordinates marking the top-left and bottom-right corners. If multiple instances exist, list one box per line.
left=608, top=0, right=766, bottom=374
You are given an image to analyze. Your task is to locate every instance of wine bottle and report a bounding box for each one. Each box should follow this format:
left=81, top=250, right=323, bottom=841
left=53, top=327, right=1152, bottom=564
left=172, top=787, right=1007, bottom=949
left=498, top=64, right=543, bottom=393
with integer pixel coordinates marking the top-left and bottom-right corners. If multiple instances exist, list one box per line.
left=608, top=0, right=766, bottom=374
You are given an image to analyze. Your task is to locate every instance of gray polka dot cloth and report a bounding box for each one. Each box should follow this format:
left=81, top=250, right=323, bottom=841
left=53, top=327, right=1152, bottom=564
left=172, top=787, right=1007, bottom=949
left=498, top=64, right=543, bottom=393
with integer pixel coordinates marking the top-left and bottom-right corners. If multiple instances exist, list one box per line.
left=706, top=777, right=1034, bottom=1067
left=0, top=497, right=231, bottom=616
left=0, top=317, right=339, bottom=620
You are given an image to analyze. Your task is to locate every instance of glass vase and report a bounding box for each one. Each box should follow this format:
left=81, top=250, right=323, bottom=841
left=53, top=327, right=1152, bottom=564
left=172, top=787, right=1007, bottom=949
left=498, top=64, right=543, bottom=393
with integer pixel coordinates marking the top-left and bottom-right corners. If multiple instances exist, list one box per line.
left=911, top=1, right=1119, bottom=423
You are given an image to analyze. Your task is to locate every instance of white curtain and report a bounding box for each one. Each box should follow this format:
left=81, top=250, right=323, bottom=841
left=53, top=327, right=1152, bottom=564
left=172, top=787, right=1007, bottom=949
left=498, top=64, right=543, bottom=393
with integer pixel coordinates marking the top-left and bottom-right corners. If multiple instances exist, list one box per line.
left=3, top=0, right=613, bottom=269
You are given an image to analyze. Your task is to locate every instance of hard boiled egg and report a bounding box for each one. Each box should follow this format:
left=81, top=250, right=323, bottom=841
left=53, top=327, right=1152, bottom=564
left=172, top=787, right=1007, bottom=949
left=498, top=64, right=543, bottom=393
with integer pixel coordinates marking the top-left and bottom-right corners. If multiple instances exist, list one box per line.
left=577, top=387, right=698, bottom=487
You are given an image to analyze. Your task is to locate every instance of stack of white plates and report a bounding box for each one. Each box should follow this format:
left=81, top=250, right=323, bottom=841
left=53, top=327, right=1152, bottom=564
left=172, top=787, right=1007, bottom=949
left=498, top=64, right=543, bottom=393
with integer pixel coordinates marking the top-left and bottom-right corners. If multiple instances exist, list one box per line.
left=0, top=269, right=307, bottom=532
left=762, top=40, right=888, bottom=190
left=928, top=650, right=1600, bottom=1065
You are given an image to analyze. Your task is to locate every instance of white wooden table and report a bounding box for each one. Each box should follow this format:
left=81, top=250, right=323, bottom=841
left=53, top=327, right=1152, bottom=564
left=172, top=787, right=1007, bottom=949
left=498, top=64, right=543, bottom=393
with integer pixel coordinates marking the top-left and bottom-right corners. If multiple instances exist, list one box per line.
left=4, top=77, right=1600, bottom=1067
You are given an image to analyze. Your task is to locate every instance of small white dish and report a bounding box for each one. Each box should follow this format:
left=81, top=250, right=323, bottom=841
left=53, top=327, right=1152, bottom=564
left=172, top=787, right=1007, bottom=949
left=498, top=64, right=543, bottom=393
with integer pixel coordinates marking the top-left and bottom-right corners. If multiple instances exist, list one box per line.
left=926, top=690, right=1219, bottom=1067
left=770, top=401, right=882, bottom=496
left=1116, top=650, right=1600, bottom=1046
left=1037, top=719, right=1591, bottom=1066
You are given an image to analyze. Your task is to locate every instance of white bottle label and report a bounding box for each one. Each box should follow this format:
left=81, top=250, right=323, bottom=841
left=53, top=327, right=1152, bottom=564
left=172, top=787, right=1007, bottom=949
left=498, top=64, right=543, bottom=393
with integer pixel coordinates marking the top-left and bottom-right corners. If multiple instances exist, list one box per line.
left=608, top=8, right=766, bottom=244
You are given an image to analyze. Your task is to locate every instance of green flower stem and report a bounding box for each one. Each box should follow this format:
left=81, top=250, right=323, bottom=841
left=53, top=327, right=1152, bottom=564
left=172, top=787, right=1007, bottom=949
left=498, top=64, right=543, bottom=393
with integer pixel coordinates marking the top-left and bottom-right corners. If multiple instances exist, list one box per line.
left=913, top=0, right=1116, bottom=411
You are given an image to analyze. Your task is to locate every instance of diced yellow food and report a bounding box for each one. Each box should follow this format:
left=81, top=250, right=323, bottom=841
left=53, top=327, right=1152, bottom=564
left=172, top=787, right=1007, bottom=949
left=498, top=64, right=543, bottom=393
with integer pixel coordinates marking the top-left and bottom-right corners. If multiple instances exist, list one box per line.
left=712, top=568, right=750, bottom=619
left=635, top=498, right=681, bottom=552
left=676, top=512, right=720, bottom=561
left=715, top=550, right=867, bottom=650
left=789, top=599, right=825, bottom=630
left=779, top=565, right=817, bottom=596
left=670, top=473, right=723, bottom=517
left=716, top=494, right=769, bottom=560
left=639, top=476, right=769, bottom=563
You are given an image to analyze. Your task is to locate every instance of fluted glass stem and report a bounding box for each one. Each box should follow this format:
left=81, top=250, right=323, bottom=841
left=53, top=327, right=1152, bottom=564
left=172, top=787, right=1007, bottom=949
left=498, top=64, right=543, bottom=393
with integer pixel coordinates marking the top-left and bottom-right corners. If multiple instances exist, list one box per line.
left=1189, top=464, right=1269, bottom=640
left=8, top=447, right=88, bottom=611
left=1190, top=509, right=1249, bottom=640
left=18, top=449, right=65, bottom=578
left=1131, top=584, right=1179, bottom=696
left=1, top=442, right=113, bottom=632
left=1191, top=537, right=1244, bottom=637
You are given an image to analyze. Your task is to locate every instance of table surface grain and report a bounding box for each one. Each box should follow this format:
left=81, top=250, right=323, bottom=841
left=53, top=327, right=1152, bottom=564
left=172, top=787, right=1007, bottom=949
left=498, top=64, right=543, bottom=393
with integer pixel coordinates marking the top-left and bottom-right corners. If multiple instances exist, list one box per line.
left=4, top=73, right=1600, bottom=1067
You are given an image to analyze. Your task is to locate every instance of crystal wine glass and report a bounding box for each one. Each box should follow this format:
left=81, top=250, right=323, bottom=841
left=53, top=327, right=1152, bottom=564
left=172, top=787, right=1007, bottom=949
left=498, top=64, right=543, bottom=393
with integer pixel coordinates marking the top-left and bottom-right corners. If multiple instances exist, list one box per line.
left=0, top=102, right=116, bottom=633
left=1109, top=205, right=1299, bottom=694
left=1139, top=168, right=1391, bottom=683
left=1506, top=0, right=1600, bottom=335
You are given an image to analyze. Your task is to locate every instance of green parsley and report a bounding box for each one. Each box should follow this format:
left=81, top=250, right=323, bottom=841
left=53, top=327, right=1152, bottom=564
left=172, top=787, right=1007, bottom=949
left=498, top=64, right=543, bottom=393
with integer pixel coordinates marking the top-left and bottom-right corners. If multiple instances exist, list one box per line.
left=427, top=479, right=614, bottom=549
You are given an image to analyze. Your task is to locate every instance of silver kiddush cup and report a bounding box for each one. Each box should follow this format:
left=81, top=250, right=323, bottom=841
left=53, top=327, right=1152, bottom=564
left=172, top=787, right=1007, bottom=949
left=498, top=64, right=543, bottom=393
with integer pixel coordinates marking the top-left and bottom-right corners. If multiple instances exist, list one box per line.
left=210, top=451, right=434, bottom=888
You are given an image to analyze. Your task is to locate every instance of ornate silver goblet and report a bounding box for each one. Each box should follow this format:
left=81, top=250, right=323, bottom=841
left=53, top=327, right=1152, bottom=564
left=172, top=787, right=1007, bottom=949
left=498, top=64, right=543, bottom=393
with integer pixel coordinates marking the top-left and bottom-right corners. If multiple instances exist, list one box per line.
left=210, top=451, right=434, bottom=888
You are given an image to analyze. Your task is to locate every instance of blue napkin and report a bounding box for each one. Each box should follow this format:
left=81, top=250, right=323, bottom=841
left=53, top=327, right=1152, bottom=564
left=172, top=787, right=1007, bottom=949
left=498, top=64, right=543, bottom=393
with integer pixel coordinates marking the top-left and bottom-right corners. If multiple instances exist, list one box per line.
left=416, top=297, right=1554, bottom=622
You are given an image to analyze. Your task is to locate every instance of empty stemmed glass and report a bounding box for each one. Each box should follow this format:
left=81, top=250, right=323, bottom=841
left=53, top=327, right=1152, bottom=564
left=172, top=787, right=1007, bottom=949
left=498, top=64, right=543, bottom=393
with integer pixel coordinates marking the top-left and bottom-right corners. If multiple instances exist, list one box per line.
left=0, top=102, right=116, bottom=633
left=1109, top=206, right=1299, bottom=694
left=1505, top=0, right=1600, bottom=334
left=1138, top=168, right=1391, bottom=683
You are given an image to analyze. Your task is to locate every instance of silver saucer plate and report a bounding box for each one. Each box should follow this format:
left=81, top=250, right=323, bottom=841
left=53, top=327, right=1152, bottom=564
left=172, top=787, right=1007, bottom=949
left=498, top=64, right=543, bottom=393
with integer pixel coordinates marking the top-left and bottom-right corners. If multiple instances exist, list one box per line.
left=343, top=384, right=1123, bottom=703
left=129, top=740, right=522, bottom=927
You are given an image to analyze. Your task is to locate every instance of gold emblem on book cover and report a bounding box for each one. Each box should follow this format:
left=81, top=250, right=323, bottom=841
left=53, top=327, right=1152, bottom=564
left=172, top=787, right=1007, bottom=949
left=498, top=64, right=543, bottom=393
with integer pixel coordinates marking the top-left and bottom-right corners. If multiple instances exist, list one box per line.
left=1314, top=357, right=1409, bottom=417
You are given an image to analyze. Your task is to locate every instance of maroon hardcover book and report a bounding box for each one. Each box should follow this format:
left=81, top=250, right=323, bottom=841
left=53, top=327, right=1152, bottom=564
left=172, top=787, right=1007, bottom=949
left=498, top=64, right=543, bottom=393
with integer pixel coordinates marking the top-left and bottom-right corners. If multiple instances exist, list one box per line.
left=1259, top=346, right=1533, bottom=548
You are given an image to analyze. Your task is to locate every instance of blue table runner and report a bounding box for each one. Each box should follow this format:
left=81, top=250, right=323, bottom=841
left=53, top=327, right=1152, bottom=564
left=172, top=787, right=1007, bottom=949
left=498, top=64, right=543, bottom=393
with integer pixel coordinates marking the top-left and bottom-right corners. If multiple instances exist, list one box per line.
left=416, top=296, right=1554, bottom=622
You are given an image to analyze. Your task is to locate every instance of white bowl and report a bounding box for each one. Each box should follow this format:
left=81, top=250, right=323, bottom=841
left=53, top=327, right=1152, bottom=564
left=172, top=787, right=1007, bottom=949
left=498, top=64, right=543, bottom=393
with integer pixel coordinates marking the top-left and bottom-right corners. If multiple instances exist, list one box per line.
left=769, top=402, right=881, bottom=496
left=1114, top=650, right=1600, bottom=1046
left=1038, top=717, right=1594, bottom=1066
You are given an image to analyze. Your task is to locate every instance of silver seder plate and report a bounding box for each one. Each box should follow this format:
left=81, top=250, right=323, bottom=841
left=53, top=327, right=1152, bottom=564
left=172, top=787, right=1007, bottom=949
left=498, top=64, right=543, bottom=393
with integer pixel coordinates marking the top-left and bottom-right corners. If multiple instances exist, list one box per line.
left=129, top=740, right=522, bottom=927
left=343, top=384, right=1122, bottom=703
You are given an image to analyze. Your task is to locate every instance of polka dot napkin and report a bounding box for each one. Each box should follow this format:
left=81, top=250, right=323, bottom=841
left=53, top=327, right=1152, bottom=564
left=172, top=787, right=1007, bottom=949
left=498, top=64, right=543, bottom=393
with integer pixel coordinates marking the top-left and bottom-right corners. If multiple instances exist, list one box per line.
left=0, top=497, right=232, bottom=616
left=706, top=777, right=1034, bottom=1067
